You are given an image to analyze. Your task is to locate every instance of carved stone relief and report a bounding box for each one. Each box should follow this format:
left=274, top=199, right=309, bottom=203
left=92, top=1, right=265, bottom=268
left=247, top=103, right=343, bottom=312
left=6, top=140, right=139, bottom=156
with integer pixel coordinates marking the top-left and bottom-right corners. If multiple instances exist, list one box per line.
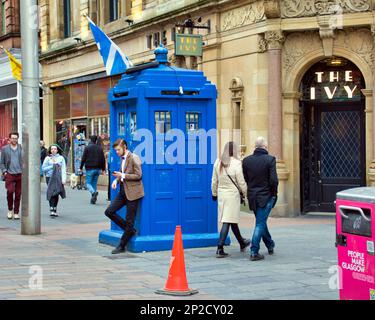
left=283, top=31, right=322, bottom=73
left=221, top=1, right=265, bottom=32
left=265, top=30, right=285, bottom=50
left=335, top=28, right=375, bottom=67
left=281, top=0, right=371, bottom=18
left=282, top=28, right=375, bottom=78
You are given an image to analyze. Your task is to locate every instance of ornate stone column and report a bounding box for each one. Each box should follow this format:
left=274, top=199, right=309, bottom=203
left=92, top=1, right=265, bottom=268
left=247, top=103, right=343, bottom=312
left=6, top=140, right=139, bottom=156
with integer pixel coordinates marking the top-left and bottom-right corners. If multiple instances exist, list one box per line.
left=266, top=30, right=284, bottom=160
left=265, top=30, right=290, bottom=217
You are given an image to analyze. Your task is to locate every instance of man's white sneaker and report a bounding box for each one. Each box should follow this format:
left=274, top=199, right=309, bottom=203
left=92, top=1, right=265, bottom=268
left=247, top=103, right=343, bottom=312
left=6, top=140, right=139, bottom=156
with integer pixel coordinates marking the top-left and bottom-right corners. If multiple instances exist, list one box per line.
left=13, top=214, right=20, bottom=220
left=7, top=211, right=13, bottom=220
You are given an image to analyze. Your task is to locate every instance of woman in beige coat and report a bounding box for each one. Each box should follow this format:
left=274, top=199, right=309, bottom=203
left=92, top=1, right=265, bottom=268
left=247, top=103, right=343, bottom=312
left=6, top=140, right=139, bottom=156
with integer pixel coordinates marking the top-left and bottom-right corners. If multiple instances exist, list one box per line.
left=211, top=141, right=250, bottom=258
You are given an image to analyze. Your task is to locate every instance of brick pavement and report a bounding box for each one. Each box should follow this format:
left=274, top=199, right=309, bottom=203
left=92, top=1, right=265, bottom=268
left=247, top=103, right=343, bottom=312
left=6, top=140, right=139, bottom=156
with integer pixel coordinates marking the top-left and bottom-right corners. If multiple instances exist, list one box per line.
left=0, top=182, right=338, bottom=300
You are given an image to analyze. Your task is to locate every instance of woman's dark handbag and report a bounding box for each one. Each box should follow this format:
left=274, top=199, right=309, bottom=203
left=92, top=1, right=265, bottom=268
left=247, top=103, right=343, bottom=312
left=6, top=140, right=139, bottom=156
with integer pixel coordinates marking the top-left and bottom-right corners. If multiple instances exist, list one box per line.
left=224, top=167, right=245, bottom=205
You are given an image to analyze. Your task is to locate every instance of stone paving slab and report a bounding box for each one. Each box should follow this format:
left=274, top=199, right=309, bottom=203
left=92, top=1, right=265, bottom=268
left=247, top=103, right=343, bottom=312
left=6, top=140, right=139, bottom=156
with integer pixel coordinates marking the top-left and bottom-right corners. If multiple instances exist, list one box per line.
left=0, top=182, right=339, bottom=300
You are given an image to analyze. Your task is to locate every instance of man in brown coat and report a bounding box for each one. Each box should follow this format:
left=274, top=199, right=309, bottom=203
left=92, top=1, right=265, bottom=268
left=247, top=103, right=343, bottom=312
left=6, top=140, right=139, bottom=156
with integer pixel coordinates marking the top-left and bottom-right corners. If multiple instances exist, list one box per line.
left=104, top=139, right=144, bottom=254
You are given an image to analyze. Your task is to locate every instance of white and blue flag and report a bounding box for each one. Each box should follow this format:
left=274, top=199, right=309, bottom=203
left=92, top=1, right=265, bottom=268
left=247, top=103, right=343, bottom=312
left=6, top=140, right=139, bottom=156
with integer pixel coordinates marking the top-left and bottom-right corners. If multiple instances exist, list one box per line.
left=86, top=15, right=133, bottom=76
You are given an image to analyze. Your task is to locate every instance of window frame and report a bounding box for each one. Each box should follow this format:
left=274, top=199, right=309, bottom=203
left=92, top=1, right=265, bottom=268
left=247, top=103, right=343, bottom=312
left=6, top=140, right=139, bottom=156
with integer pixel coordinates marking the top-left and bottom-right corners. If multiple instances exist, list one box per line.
left=63, top=0, right=72, bottom=39
left=109, top=0, right=119, bottom=22
left=1, top=0, right=6, bottom=35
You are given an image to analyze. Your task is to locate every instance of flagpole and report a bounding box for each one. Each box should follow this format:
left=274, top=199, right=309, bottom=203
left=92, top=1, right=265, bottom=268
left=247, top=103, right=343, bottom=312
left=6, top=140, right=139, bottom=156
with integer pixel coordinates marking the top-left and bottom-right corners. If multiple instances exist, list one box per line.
left=20, top=0, right=41, bottom=235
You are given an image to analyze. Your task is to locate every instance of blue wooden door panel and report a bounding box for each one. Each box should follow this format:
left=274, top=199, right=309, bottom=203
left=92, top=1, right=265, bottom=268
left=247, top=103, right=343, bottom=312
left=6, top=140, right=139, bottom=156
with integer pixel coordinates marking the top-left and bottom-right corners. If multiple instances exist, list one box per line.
left=149, top=100, right=179, bottom=235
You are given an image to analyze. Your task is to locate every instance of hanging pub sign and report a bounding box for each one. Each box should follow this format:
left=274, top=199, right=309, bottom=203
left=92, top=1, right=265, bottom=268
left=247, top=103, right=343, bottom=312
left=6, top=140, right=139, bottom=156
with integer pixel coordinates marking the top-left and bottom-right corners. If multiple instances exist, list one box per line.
left=175, top=34, right=203, bottom=57
left=301, top=60, right=365, bottom=103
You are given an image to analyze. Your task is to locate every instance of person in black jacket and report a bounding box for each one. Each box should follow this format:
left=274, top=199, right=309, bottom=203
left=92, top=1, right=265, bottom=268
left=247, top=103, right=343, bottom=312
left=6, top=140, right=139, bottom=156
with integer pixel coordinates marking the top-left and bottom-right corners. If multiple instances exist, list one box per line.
left=79, top=135, right=106, bottom=204
left=242, top=137, right=279, bottom=261
left=40, top=140, right=47, bottom=180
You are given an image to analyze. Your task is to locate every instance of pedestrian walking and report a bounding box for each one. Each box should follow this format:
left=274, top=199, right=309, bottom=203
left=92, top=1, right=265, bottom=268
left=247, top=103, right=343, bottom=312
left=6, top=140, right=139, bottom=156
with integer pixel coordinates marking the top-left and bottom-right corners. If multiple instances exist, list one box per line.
left=105, top=150, right=111, bottom=202
left=40, top=140, right=47, bottom=180
left=211, top=141, right=250, bottom=258
left=104, top=139, right=144, bottom=254
left=0, top=132, right=22, bottom=220
left=42, top=144, right=67, bottom=217
left=79, top=135, right=106, bottom=204
left=242, top=137, right=278, bottom=261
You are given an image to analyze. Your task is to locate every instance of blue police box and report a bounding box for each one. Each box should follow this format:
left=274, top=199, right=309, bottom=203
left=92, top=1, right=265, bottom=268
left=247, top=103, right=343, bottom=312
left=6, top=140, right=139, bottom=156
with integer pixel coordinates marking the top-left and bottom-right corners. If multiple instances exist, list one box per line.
left=99, top=45, right=229, bottom=252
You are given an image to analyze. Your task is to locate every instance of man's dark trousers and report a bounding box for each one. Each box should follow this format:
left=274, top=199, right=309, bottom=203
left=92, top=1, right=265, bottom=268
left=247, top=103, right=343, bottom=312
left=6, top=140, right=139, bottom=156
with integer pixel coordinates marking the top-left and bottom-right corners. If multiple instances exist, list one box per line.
left=250, top=196, right=276, bottom=255
left=105, top=183, right=138, bottom=248
left=5, top=173, right=22, bottom=214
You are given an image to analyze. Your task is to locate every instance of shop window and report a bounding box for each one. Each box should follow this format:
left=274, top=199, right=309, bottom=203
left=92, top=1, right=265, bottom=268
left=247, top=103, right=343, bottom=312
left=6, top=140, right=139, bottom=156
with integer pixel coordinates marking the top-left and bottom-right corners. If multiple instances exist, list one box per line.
left=155, top=111, right=171, bottom=134
left=118, top=112, right=125, bottom=135
left=89, top=116, right=110, bottom=153
left=56, top=120, right=71, bottom=169
left=88, top=78, right=110, bottom=116
left=70, top=83, right=87, bottom=118
left=186, top=112, right=200, bottom=132
left=111, top=74, right=122, bottom=88
left=54, top=86, right=70, bottom=120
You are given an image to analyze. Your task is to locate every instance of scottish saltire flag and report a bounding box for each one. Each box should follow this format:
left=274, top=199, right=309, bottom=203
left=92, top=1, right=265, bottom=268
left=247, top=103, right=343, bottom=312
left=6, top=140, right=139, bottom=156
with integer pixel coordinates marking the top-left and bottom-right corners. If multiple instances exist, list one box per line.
left=85, top=15, right=133, bottom=75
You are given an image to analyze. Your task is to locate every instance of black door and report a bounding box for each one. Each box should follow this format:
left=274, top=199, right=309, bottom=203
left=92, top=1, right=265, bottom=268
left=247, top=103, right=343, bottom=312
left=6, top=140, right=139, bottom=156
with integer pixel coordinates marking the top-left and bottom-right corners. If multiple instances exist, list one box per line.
left=301, top=101, right=366, bottom=212
left=317, top=102, right=366, bottom=211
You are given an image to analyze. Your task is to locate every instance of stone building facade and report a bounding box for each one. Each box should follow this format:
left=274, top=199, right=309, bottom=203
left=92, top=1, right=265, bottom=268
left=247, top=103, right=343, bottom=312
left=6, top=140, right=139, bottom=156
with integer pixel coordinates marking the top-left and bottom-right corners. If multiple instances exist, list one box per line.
left=39, top=0, right=375, bottom=216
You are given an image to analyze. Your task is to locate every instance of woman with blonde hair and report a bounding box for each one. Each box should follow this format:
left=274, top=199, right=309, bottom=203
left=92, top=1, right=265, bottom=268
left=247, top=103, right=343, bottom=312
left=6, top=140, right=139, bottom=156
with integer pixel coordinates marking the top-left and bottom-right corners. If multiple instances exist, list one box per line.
left=211, top=141, right=250, bottom=257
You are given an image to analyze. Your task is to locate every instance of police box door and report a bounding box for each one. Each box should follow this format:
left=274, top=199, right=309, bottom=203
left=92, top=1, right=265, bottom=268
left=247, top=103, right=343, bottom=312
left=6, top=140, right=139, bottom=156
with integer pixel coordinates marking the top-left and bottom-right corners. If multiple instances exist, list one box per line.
left=148, top=99, right=211, bottom=235
left=178, top=100, right=209, bottom=234
left=300, top=58, right=366, bottom=212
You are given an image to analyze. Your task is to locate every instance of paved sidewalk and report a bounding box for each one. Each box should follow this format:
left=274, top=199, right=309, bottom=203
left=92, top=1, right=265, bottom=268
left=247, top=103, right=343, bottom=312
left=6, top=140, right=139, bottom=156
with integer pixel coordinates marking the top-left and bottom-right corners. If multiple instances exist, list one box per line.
left=0, top=182, right=338, bottom=300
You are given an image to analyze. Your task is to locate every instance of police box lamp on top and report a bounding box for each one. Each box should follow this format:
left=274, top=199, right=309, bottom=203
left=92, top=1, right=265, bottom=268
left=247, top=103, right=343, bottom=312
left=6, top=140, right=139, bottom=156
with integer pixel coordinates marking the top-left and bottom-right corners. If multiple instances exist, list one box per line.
left=99, top=44, right=223, bottom=253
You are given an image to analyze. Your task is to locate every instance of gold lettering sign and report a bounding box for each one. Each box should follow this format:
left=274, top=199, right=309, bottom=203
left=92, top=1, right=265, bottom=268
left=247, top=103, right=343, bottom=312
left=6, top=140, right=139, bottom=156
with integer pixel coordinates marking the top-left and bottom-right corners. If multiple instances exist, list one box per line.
left=175, top=34, right=203, bottom=57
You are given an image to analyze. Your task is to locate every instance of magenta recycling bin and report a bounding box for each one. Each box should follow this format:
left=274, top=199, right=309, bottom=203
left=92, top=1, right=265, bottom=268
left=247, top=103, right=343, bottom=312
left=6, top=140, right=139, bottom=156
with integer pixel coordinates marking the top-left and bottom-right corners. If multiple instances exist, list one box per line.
left=336, top=187, right=375, bottom=300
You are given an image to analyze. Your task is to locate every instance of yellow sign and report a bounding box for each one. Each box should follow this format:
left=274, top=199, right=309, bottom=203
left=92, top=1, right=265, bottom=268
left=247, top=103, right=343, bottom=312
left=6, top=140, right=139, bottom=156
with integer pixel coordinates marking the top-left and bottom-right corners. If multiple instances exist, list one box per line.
left=175, top=34, right=203, bottom=57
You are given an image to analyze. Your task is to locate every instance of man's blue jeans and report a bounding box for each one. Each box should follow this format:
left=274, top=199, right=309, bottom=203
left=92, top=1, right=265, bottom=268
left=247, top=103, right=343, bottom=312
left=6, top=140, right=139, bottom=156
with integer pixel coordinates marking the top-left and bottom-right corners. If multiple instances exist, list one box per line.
left=250, top=196, right=276, bottom=255
left=85, top=169, right=101, bottom=194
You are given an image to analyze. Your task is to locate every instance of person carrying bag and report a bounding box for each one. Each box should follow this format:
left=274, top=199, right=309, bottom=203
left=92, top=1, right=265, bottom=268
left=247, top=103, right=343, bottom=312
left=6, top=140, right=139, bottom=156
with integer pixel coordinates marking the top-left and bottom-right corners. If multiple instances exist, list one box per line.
left=211, top=141, right=250, bottom=258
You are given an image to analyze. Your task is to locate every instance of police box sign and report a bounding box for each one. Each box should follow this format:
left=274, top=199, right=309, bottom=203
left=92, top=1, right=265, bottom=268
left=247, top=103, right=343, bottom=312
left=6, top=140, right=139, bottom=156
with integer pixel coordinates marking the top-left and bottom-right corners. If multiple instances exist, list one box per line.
left=175, top=34, right=203, bottom=57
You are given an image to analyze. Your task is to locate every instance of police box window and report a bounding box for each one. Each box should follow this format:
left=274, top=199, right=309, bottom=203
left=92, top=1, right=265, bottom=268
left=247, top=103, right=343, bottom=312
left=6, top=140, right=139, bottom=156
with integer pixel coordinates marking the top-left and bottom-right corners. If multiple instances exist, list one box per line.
left=155, top=111, right=171, bottom=134
left=186, top=112, right=200, bottom=132
left=118, top=112, right=125, bottom=135
left=130, top=112, right=137, bottom=135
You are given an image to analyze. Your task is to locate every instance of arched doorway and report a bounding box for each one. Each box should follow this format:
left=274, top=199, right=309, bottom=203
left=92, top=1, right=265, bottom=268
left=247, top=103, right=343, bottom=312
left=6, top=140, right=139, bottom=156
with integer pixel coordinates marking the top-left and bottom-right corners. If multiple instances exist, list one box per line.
left=300, top=57, right=366, bottom=212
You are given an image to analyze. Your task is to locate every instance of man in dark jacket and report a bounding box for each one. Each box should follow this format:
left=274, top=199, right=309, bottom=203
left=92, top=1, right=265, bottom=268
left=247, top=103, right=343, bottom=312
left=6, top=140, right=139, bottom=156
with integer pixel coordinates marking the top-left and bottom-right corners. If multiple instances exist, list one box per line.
left=40, top=140, right=47, bottom=180
left=242, top=137, right=278, bottom=261
left=79, top=135, right=106, bottom=204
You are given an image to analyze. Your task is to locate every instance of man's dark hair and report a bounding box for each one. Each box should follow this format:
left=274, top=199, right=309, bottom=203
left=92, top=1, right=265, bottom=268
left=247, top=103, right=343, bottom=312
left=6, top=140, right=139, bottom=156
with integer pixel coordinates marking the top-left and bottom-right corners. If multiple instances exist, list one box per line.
left=9, top=132, right=19, bottom=138
left=112, top=139, right=128, bottom=149
left=90, top=135, right=98, bottom=144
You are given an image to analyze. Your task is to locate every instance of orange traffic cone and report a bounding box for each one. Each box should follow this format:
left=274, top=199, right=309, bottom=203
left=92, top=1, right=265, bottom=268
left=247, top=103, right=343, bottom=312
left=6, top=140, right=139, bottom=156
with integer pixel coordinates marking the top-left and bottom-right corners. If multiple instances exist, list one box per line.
left=156, top=226, right=198, bottom=296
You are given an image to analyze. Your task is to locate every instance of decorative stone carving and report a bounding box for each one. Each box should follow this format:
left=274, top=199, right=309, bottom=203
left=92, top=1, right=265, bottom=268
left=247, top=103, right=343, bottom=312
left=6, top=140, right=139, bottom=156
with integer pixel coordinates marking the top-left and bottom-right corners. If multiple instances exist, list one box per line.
left=264, top=0, right=281, bottom=18
left=283, top=31, right=322, bottom=73
left=229, top=77, right=246, bottom=157
left=335, top=28, right=375, bottom=67
left=265, top=30, right=285, bottom=50
left=318, top=14, right=335, bottom=56
left=258, top=34, right=268, bottom=53
left=281, top=0, right=371, bottom=18
left=229, top=77, right=244, bottom=101
left=283, top=28, right=375, bottom=76
left=221, top=2, right=265, bottom=31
